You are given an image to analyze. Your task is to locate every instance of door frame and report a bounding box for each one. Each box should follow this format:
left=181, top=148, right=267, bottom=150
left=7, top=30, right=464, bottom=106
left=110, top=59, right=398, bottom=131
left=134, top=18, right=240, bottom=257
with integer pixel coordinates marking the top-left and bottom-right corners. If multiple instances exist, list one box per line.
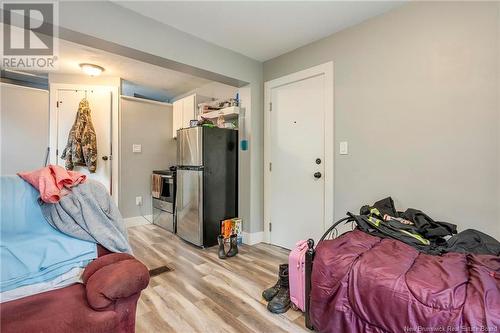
left=48, top=83, right=120, bottom=204
left=263, top=61, right=334, bottom=244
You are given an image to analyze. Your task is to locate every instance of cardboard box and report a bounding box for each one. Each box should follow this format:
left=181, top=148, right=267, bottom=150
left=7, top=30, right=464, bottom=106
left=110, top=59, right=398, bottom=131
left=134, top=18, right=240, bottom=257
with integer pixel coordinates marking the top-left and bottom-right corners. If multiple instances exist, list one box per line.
left=220, top=218, right=242, bottom=245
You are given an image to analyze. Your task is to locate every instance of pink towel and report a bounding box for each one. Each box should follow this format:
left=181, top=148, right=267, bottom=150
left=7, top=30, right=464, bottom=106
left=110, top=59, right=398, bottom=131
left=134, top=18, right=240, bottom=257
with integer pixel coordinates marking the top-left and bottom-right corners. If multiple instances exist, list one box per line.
left=17, top=165, right=87, bottom=203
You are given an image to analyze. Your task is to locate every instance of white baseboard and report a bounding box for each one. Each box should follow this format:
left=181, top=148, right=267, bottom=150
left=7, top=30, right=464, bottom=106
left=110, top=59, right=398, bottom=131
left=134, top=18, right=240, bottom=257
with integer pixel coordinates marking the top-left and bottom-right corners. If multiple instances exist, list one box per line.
left=124, top=215, right=152, bottom=228
left=242, top=231, right=264, bottom=245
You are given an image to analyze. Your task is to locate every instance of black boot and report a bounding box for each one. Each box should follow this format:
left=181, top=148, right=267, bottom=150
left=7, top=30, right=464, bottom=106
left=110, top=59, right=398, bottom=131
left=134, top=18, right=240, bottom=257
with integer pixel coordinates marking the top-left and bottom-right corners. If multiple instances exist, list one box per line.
left=267, top=265, right=291, bottom=314
left=217, top=235, right=227, bottom=259
left=262, top=264, right=288, bottom=301
left=226, top=234, right=238, bottom=257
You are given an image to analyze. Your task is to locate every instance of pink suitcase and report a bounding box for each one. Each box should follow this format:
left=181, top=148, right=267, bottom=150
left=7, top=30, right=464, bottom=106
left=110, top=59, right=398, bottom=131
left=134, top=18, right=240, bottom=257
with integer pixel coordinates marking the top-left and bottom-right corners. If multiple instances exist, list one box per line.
left=288, top=239, right=309, bottom=311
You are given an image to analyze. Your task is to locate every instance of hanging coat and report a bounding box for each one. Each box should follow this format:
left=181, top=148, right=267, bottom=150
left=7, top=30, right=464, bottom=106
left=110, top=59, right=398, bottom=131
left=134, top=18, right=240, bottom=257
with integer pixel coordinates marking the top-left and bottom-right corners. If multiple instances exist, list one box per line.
left=61, top=98, right=97, bottom=173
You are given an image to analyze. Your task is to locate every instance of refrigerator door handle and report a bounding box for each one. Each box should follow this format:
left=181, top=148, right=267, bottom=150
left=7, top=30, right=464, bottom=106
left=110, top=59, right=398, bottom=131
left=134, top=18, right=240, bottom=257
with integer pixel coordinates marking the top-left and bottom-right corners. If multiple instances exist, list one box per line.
left=177, top=129, right=183, bottom=165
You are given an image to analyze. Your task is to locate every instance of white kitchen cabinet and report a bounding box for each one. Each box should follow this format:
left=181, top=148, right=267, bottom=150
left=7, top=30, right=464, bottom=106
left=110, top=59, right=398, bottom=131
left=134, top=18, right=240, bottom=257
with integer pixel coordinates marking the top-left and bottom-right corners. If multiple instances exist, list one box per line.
left=172, top=99, right=183, bottom=138
left=172, top=94, right=209, bottom=138
left=181, top=94, right=196, bottom=129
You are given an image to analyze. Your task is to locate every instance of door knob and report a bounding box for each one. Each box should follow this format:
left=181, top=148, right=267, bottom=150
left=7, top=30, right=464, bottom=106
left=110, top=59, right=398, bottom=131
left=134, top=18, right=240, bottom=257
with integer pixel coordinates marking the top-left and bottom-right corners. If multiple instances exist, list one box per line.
left=316, top=158, right=322, bottom=164
left=102, top=156, right=109, bottom=161
left=314, top=172, right=322, bottom=179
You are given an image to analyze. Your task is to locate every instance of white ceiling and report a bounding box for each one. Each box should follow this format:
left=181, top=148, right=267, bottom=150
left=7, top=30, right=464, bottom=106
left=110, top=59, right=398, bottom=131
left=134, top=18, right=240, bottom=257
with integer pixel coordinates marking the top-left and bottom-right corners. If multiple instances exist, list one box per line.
left=58, top=39, right=212, bottom=99
left=114, top=1, right=405, bottom=62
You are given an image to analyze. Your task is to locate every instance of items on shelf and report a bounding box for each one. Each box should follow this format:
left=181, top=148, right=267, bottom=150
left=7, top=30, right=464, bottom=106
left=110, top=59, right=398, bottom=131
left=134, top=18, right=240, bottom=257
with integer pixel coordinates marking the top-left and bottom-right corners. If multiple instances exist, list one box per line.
left=197, top=117, right=216, bottom=127
left=196, top=106, right=241, bottom=130
left=173, top=93, right=241, bottom=133
left=224, top=121, right=237, bottom=129
left=195, top=93, right=241, bottom=130
left=197, top=106, right=240, bottom=120
left=216, top=114, right=225, bottom=128
left=199, top=97, right=239, bottom=115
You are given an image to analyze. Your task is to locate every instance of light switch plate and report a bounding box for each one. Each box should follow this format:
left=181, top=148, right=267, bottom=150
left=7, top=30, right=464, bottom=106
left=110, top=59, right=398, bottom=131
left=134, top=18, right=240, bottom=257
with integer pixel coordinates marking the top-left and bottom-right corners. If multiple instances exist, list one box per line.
left=340, top=141, right=348, bottom=155
left=132, top=144, right=142, bottom=153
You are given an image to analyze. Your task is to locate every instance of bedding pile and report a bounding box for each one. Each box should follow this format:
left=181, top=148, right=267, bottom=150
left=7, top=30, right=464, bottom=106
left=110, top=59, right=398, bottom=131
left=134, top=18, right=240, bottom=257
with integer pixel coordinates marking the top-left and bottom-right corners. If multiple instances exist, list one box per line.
left=352, top=197, right=499, bottom=255
left=310, top=197, right=500, bottom=333
left=310, top=229, right=500, bottom=333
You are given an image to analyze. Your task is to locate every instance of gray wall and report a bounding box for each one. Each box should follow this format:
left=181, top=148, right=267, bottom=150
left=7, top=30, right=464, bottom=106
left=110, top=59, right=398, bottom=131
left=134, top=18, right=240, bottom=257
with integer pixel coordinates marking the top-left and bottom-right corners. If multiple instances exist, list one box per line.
left=264, top=2, right=500, bottom=239
left=119, top=98, right=176, bottom=218
left=497, top=2, right=500, bottom=240
left=58, top=1, right=264, bottom=234
left=1, top=84, right=49, bottom=175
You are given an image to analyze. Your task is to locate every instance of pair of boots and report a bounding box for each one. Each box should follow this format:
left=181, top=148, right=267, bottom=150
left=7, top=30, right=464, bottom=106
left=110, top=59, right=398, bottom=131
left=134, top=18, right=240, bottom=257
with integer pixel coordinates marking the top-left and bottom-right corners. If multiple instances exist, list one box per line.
left=217, top=234, right=238, bottom=259
left=262, top=264, right=291, bottom=314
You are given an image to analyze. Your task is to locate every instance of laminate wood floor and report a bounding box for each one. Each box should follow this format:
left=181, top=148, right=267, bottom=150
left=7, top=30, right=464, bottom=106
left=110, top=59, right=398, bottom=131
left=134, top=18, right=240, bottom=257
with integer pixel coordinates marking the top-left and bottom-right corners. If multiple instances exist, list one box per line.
left=128, top=224, right=309, bottom=333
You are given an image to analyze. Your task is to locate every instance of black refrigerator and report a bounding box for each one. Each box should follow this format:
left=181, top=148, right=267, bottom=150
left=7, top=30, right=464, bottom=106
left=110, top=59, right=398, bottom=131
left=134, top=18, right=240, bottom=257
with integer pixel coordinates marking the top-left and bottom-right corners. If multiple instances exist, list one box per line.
left=176, top=127, right=238, bottom=247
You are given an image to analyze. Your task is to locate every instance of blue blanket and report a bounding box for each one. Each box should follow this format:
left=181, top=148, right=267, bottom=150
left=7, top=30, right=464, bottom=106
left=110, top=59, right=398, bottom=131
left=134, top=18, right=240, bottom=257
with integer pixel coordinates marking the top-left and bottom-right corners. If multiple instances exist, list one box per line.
left=0, top=176, right=97, bottom=293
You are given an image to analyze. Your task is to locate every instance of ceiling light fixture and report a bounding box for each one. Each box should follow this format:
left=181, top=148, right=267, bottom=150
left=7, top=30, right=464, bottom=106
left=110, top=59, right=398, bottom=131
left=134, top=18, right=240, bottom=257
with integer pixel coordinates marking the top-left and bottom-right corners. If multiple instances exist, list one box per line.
left=79, top=63, right=105, bottom=76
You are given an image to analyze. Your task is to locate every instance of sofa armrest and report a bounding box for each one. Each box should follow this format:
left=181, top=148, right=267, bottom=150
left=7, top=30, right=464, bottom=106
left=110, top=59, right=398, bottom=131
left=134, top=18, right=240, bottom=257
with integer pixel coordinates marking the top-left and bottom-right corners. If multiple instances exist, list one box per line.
left=82, top=253, right=149, bottom=310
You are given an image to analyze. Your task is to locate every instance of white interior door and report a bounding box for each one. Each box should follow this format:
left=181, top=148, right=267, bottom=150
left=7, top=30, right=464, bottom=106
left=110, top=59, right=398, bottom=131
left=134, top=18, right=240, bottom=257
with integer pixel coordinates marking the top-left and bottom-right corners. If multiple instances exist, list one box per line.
left=56, top=89, right=112, bottom=192
left=267, top=66, right=333, bottom=250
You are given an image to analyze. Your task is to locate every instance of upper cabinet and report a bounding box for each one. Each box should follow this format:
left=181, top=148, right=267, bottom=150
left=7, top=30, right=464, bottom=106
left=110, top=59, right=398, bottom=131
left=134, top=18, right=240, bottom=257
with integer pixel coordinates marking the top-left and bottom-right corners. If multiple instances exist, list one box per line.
left=172, top=99, right=183, bottom=138
left=172, top=94, right=197, bottom=138
left=181, top=94, right=195, bottom=130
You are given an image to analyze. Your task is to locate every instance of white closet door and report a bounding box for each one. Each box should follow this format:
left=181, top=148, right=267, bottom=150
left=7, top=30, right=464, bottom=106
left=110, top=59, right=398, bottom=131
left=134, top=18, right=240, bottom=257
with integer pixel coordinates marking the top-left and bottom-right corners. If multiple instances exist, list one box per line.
left=56, top=89, right=112, bottom=192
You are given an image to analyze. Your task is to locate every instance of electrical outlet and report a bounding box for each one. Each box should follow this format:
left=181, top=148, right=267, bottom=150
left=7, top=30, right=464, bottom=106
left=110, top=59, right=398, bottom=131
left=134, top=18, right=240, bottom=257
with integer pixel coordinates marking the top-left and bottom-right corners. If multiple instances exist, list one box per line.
left=135, top=196, right=143, bottom=206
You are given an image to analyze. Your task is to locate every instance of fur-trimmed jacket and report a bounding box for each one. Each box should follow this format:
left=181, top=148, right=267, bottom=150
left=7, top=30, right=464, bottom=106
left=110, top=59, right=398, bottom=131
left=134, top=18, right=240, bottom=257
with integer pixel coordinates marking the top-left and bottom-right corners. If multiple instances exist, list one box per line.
left=61, top=98, right=97, bottom=173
